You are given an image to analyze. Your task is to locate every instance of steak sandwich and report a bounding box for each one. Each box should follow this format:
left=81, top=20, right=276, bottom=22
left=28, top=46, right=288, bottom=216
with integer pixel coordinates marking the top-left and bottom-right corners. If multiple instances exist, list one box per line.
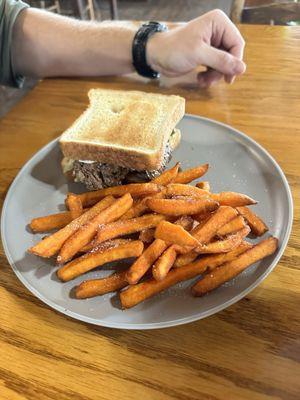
left=59, top=89, right=185, bottom=190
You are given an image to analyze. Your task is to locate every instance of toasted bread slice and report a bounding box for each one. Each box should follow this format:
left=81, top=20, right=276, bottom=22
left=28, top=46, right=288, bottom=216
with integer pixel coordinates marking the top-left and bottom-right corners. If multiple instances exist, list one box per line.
left=59, top=89, right=185, bottom=171
left=61, top=128, right=181, bottom=179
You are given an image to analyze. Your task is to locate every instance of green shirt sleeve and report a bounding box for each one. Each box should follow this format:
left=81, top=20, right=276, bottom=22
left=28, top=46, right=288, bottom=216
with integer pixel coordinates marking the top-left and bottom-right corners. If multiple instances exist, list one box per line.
left=0, top=0, right=29, bottom=87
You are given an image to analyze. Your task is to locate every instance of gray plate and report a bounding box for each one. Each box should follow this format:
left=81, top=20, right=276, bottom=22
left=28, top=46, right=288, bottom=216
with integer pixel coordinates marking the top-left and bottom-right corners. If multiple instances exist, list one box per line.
left=1, top=115, right=293, bottom=330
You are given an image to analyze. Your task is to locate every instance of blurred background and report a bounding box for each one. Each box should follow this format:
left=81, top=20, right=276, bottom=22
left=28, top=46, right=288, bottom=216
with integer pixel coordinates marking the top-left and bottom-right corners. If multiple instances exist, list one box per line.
left=27, top=0, right=231, bottom=21
left=1, top=0, right=299, bottom=117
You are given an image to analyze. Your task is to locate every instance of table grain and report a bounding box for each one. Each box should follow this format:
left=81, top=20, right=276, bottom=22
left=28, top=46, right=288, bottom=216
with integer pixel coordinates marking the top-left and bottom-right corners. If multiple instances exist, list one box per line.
left=0, top=25, right=299, bottom=400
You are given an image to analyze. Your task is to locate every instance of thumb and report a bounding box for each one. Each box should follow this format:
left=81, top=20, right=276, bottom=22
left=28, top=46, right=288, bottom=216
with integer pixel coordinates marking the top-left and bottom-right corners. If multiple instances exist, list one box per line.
left=199, top=44, right=246, bottom=76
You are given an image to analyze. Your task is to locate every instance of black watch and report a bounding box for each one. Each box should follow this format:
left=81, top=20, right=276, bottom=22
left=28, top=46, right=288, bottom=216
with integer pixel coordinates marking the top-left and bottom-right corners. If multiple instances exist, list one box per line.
left=132, top=21, right=168, bottom=79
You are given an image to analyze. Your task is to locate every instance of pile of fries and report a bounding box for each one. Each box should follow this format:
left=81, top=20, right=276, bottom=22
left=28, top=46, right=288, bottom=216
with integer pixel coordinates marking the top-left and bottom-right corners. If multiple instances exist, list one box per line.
left=28, top=162, right=278, bottom=309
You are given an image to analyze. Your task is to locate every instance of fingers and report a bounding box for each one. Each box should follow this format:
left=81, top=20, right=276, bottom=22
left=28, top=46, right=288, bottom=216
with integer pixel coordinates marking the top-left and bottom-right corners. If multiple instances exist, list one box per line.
left=200, top=9, right=246, bottom=85
left=200, top=44, right=246, bottom=76
left=198, top=70, right=237, bottom=88
left=225, top=75, right=235, bottom=84
left=229, top=42, right=245, bottom=61
left=211, top=10, right=245, bottom=60
left=225, top=41, right=246, bottom=84
left=197, top=69, right=223, bottom=88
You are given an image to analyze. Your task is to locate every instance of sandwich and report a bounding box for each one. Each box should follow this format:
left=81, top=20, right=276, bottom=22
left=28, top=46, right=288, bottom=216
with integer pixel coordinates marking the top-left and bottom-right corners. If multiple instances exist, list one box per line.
left=59, top=89, right=185, bottom=190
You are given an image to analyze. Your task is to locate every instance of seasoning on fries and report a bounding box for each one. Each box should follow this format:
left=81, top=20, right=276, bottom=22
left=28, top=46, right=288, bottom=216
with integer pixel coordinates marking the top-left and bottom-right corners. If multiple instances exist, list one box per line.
left=236, top=206, right=269, bottom=236
left=216, top=215, right=246, bottom=237
left=120, top=189, right=166, bottom=220
left=166, top=183, right=208, bottom=198
left=75, top=271, right=128, bottom=299
left=126, top=239, right=168, bottom=285
left=57, top=193, right=133, bottom=264
left=66, top=193, right=84, bottom=219
left=30, top=211, right=75, bottom=233
left=175, top=206, right=238, bottom=267
left=139, top=228, right=155, bottom=243
left=147, top=197, right=218, bottom=216
left=71, top=182, right=161, bottom=207
left=152, top=245, right=177, bottom=281
left=80, top=238, right=132, bottom=254
left=192, top=237, right=278, bottom=296
left=28, top=161, right=276, bottom=310
left=96, top=213, right=167, bottom=244
left=155, top=221, right=200, bottom=247
left=120, top=242, right=253, bottom=308
left=195, top=226, right=250, bottom=254
left=28, top=195, right=115, bottom=258
left=152, top=162, right=180, bottom=185
left=192, top=206, right=238, bottom=242
left=174, top=215, right=194, bottom=231
left=57, top=240, right=144, bottom=282
left=174, top=163, right=209, bottom=184
left=210, top=192, right=257, bottom=207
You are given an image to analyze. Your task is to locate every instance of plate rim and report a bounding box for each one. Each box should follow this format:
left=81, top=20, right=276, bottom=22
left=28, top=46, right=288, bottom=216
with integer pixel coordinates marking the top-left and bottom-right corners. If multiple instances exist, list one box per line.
left=1, top=114, right=293, bottom=330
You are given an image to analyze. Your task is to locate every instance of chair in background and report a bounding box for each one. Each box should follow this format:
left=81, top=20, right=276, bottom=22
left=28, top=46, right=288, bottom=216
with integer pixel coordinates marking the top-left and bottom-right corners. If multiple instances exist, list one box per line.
left=76, top=0, right=96, bottom=20
left=28, top=0, right=119, bottom=20
left=29, top=0, right=61, bottom=13
left=76, top=0, right=119, bottom=20
left=109, top=0, right=119, bottom=20
left=230, top=0, right=300, bottom=25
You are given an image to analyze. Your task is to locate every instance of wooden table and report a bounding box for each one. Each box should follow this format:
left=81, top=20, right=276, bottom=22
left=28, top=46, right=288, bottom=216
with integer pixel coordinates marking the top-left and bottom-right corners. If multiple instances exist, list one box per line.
left=0, top=25, right=299, bottom=400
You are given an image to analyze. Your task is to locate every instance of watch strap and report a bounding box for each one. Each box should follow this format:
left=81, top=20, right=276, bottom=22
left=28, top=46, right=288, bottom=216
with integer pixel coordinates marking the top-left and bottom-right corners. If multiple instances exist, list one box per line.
left=132, top=21, right=167, bottom=79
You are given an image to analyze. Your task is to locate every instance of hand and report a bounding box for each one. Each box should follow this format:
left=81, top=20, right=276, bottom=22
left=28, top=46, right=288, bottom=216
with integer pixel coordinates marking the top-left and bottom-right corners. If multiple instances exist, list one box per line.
left=147, top=9, right=246, bottom=88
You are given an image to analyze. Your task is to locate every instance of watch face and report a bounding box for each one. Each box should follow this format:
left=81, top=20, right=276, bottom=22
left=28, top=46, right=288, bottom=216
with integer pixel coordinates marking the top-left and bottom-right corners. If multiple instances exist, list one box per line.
left=147, top=21, right=168, bottom=31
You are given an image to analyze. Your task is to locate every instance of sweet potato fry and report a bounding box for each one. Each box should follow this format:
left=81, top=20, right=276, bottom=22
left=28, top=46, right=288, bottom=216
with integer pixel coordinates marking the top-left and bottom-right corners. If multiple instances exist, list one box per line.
left=119, top=199, right=145, bottom=220
left=57, top=240, right=144, bottom=282
left=210, top=192, right=257, bottom=207
left=196, top=226, right=251, bottom=254
left=174, top=164, right=209, bottom=184
left=66, top=194, right=84, bottom=219
left=120, top=189, right=166, bottom=220
left=174, top=215, right=194, bottom=231
left=30, top=211, right=74, bottom=232
left=80, top=238, right=131, bottom=254
left=152, top=246, right=177, bottom=281
left=120, top=242, right=252, bottom=308
left=163, top=216, right=195, bottom=255
left=216, top=215, right=246, bottom=237
left=152, top=162, right=180, bottom=185
left=57, top=194, right=133, bottom=264
left=138, top=216, right=193, bottom=244
left=196, top=181, right=210, bottom=192
left=173, top=251, right=199, bottom=268
left=166, top=183, right=208, bottom=198
left=126, top=239, right=168, bottom=285
left=28, top=196, right=115, bottom=258
left=139, top=228, right=155, bottom=243
left=193, top=211, right=214, bottom=224
left=155, top=221, right=200, bottom=247
left=147, top=197, right=218, bottom=216
left=96, top=214, right=166, bottom=244
left=174, top=206, right=238, bottom=267
left=236, top=206, right=268, bottom=236
left=75, top=271, right=128, bottom=298
left=72, top=183, right=161, bottom=207
left=191, top=206, right=238, bottom=243
left=172, top=244, right=194, bottom=255
left=192, top=237, right=278, bottom=296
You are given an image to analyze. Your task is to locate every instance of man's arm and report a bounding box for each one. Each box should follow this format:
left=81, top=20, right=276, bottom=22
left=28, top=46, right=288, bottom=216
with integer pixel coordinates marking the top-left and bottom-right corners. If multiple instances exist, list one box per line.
left=12, top=8, right=246, bottom=87
left=12, top=9, right=136, bottom=78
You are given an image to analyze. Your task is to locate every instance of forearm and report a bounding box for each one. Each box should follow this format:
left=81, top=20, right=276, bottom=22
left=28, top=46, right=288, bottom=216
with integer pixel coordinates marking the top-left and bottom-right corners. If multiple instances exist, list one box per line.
left=12, top=8, right=137, bottom=78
